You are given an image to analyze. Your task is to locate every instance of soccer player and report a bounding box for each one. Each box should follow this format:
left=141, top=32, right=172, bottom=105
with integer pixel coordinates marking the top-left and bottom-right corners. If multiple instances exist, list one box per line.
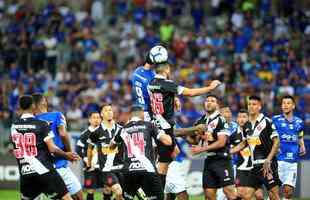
left=131, top=45, right=166, bottom=121
left=164, top=98, right=189, bottom=200
left=112, top=105, right=172, bottom=200
left=32, top=93, right=83, bottom=200
left=230, top=109, right=255, bottom=200
left=272, top=95, right=306, bottom=200
left=217, top=106, right=239, bottom=200
left=148, top=62, right=221, bottom=190
left=231, top=95, right=281, bottom=200
left=76, top=111, right=102, bottom=200
left=11, top=95, right=79, bottom=200
left=87, top=103, right=123, bottom=200
left=187, top=95, right=238, bottom=200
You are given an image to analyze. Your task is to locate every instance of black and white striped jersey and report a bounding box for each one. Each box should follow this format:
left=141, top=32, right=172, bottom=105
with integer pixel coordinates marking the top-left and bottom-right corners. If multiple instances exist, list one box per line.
left=243, top=113, right=279, bottom=165
left=87, top=122, right=124, bottom=172
left=114, top=117, right=165, bottom=173
left=10, top=114, right=55, bottom=177
left=230, top=126, right=253, bottom=170
left=76, top=126, right=97, bottom=168
left=194, top=111, right=231, bottom=160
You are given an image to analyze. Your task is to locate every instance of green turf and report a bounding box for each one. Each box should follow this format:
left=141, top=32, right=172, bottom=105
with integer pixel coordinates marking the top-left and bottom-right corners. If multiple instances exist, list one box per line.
left=1, top=190, right=310, bottom=200
left=0, top=189, right=204, bottom=200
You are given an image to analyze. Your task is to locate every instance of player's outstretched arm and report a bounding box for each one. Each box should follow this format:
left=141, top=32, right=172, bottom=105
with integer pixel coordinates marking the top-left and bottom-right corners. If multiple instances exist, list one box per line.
left=174, top=124, right=206, bottom=137
left=181, top=80, right=221, bottom=97
left=58, top=125, right=72, bottom=152
left=45, top=138, right=80, bottom=161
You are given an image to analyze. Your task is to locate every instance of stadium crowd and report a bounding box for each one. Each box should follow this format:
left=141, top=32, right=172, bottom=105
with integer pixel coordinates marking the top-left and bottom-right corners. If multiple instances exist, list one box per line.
left=0, top=0, right=309, bottom=137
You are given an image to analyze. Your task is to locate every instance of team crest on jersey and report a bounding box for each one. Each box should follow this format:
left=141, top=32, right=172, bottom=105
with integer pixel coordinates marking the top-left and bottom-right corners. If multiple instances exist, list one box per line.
left=257, top=125, right=262, bottom=131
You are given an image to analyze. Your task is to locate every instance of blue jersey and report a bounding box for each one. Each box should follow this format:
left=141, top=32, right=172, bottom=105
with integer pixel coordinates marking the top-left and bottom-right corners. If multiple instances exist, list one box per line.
left=131, top=66, right=155, bottom=112
left=36, top=111, right=68, bottom=168
left=228, top=121, right=239, bottom=165
left=272, top=114, right=304, bottom=163
left=175, top=138, right=188, bottom=162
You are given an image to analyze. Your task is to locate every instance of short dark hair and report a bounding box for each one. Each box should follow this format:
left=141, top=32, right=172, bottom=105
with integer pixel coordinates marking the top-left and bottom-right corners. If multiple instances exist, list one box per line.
left=32, top=93, right=45, bottom=105
left=281, top=95, right=295, bottom=104
left=130, top=105, right=144, bottom=113
left=238, top=109, right=248, bottom=114
left=100, top=103, right=112, bottom=111
left=206, top=94, right=219, bottom=101
left=19, top=95, right=33, bottom=110
left=248, top=95, right=262, bottom=102
left=154, top=63, right=170, bottom=74
left=88, top=111, right=100, bottom=118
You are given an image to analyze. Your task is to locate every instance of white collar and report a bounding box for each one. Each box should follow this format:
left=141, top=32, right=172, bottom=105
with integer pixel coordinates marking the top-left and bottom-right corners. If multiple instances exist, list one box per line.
left=205, top=110, right=220, bottom=120
left=101, top=122, right=115, bottom=131
left=155, top=74, right=166, bottom=79
left=88, top=126, right=98, bottom=132
left=256, top=113, right=265, bottom=122
left=21, top=113, right=35, bottom=119
left=129, top=116, right=142, bottom=122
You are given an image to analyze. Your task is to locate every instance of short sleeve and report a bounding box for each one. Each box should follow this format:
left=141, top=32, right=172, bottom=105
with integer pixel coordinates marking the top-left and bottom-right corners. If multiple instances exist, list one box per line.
left=298, top=120, right=304, bottom=138
left=217, top=118, right=230, bottom=137
left=149, top=123, right=165, bottom=141
left=163, top=81, right=184, bottom=95
left=269, top=121, right=279, bottom=139
left=56, top=112, right=67, bottom=127
left=42, top=121, right=54, bottom=142
left=87, top=130, right=99, bottom=146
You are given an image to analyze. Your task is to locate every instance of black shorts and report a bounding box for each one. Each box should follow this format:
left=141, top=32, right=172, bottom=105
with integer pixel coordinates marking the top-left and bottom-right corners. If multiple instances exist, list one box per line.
left=235, top=170, right=256, bottom=188
left=251, top=163, right=282, bottom=191
left=122, top=172, right=164, bottom=200
left=157, top=128, right=176, bottom=163
left=20, top=169, right=68, bottom=200
left=203, top=158, right=234, bottom=189
left=84, top=169, right=101, bottom=189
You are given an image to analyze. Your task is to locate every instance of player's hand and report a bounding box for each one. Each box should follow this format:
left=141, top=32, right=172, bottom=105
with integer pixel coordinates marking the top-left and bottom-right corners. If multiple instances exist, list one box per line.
left=263, top=159, right=272, bottom=177
left=174, top=97, right=181, bottom=112
left=195, top=124, right=206, bottom=134
left=191, top=146, right=205, bottom=154
left=300, top=145, right=306, bottom=156
left=208, top=80, right=222, bottom=90
left=65, top=152, right=81, bottom=162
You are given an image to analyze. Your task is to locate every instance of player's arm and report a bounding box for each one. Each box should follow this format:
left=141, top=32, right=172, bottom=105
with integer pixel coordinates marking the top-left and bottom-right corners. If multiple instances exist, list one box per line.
left=181, top=80, right=221, bottom=97
left=151, top=124, right=172, bottom=145
left=174, top=124, right=205, bottom=137
left=86, top=143, right=94, bottom=168
left=230, top=140, right=247, bottom=154
left=58, top=124, right=72, bottom=152
left=158, top=129, right=172, bottom=145
left=192, top=134, right=228, bottom=154
left=263, top=122, right=280, bottom=176
left=45, top=138, right=79, bottom=161
left=298, top=122, right=306, bottom=156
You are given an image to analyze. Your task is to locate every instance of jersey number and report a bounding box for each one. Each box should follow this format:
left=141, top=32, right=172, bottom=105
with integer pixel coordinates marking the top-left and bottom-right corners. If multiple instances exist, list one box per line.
left=150, top=93, right=164, bottom=115
left=12, top=132, right=38, bottom=159
left=135, top=87, right=145, bottom=104
left=125, top=132, right=145, bottom=158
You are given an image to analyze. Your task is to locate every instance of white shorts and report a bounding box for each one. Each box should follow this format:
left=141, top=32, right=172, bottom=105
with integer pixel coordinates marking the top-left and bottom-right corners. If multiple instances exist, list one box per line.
left=56, top=167, right=82, bottom=195
left=278, top=161, right=298, bottom=188
left=164, top=160, right=190, bottom=194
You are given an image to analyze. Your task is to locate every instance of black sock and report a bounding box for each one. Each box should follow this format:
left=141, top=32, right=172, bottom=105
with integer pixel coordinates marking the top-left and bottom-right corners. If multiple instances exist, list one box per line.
left=87, top=193, right=94, bottom=200
left=103, top=193, right=112, bottom=200
left=159, top=174, right=166, bottom=190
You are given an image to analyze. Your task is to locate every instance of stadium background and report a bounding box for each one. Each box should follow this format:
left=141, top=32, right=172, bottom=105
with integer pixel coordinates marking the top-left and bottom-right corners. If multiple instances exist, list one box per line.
left=0, top=0, right=309, bottom=199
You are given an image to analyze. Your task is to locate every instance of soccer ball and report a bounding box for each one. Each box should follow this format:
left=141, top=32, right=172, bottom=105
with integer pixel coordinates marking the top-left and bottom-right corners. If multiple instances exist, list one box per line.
left=149, top=45, right=168, bottom=64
